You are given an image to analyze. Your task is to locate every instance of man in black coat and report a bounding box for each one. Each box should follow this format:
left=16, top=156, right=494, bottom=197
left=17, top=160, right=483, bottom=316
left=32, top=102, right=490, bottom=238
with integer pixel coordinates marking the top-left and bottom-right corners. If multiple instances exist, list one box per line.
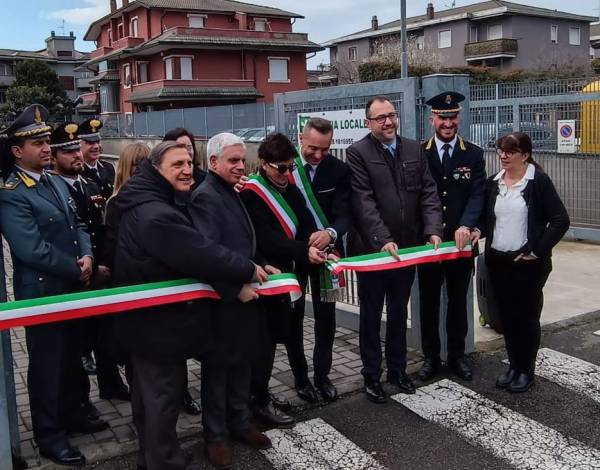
left=417, top=92, right=486, bottom=382
left=286, top=117, right=352, bottom=403
left=112, top=141, right=264, bottom=470
left=189, top=133, right=275, bottom=469
left=347, top=96, right=442, bottom=404
left=79, top=118, right=115, bottom=200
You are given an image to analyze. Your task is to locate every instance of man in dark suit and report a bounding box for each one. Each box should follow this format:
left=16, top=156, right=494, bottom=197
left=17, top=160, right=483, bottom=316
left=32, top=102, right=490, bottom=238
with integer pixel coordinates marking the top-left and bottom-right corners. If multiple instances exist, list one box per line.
left=79, top=118, right=115, bottom=200
left=0, top=105, right=108, bottom=467
left=189, top=133, right=274, bottom=469
left=286, top=117, right=352, bottom=403
left=417, top=92, right=486, bottom=382
left=50, top=123, right=130, bottom=415
left=347, top=95, right=443, bottom=404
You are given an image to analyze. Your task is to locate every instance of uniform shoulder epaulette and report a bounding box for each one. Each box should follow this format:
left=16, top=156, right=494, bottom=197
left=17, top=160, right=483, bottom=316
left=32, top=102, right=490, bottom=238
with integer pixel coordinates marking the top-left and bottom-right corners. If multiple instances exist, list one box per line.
left=16, top=171, right=36, bottom=188
left=425, top=137, right=434, bottom=150
left=1, top=175, right=21, bottom=190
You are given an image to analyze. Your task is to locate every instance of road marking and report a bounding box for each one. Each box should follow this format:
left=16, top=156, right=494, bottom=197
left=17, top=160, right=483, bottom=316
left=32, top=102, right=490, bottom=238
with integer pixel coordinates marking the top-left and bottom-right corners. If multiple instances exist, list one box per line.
left=262, top=417, right=386, bottom=470
left=536, top=348, right=600, bottom=404
left=392, top=379, right=600, bottom=470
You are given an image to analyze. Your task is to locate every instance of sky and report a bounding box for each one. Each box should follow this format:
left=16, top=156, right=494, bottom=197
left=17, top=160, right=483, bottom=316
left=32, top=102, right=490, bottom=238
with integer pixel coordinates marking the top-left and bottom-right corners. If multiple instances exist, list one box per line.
left=1, top=0, right=599, bottom=68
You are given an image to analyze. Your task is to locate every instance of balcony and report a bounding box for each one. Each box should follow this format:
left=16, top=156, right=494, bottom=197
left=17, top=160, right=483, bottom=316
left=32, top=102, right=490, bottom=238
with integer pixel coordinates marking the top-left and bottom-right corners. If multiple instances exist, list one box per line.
left=464, top=38, right=518, bottom=61
left=0, top=75, right=15, bottom=87
left=76, top=77, right=94, bottom=90
left=167, top=26, right=309, bottom=42
left=90, top=36, right=144, bottom=60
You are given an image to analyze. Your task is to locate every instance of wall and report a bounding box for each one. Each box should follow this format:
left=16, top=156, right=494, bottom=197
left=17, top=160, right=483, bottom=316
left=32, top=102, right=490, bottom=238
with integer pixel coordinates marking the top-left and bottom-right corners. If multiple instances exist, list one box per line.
left=423, top=19, right=469, bottom=67
left=253, top=51, right=307, bottom=102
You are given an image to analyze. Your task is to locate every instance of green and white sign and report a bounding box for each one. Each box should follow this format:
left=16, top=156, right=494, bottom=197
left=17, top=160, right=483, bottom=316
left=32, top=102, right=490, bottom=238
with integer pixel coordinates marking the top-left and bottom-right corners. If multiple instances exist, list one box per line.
left=298, top=109, right=369, bottom=150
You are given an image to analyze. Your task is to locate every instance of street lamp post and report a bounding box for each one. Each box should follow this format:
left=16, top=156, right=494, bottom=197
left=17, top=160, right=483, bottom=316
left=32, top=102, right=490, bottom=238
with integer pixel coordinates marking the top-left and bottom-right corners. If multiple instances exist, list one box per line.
left=400, top=0, right=408, bottom=78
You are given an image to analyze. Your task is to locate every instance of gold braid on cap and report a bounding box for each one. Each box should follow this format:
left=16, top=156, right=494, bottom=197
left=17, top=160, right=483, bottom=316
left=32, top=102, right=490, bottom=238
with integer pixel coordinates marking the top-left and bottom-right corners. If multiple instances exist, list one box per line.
left=14, top=125, right=53, bottom=137
left=431, top=106, right=462, bottom=114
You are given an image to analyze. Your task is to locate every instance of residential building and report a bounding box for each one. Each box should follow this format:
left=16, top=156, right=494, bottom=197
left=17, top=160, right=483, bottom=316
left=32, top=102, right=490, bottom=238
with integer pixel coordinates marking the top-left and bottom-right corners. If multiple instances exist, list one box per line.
left=590, top=23, right=600, bottom=59
left=82, top=0, right=322, bottom=114
left=324, top=1, right=596, bottom=83
left=0, top=31, right=92, bottom=105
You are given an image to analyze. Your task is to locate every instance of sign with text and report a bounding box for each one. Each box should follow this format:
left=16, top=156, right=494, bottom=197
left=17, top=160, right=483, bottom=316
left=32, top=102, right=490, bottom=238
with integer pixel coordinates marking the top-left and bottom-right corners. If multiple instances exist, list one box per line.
left=297, top=109, right=369, bottom=150
left=557, top=120, right=576, bottom=154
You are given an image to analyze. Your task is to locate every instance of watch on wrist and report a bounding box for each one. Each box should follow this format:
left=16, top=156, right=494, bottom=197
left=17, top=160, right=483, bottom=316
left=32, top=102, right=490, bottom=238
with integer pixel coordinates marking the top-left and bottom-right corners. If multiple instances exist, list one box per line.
left=325, top=228, right=337, bottom=242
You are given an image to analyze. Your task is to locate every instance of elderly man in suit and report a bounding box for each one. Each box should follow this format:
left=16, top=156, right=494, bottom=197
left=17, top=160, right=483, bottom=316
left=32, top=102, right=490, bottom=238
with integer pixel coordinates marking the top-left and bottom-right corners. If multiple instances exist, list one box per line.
left=347, top=95, right=443, bottom=404
left=189, top=133, right=275, bottom=469
left=0, top=105, right=108, bottom=467
left=417, top=92, right=486, bottom=382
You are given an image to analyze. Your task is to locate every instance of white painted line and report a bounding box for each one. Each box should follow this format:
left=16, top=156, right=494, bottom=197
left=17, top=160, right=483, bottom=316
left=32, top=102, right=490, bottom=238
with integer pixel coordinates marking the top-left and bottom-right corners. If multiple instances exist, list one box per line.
left=392, top=379, right=600, bottom=470
left=262, top=418, right=386, bottom=470
left=536, top=348, right=600, bottom=404
left=593, top=330, right=600, bottom=337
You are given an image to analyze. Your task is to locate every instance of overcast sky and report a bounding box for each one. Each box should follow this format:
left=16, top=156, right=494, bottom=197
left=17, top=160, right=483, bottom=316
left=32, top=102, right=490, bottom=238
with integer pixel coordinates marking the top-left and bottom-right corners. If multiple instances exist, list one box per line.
left=1, top=0, right=599, bottom=68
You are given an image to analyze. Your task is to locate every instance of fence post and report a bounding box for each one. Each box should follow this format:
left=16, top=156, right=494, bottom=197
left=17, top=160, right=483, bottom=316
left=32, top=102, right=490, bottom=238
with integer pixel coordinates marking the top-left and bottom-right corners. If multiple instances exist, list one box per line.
left=162, top=111, right=166, bottom=137
left=512, top=102, right=520, bottom=132
left=230, top=105, right=235, bottom=133
left=495, top=83, right=500, bottom=142
left=0, top=239, right=14, bottom=470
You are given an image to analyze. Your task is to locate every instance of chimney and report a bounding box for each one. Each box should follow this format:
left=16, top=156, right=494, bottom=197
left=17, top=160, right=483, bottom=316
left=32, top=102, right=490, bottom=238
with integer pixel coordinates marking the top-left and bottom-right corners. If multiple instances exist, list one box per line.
left=426, top=3, right=434, bottom=20
left=51, top=30, right=55, bottom=37
left=110, top=0, right=117, bottom=13
left=70, top=31, right=74, bottom=37
left=372, top=15, right=379, bottom=31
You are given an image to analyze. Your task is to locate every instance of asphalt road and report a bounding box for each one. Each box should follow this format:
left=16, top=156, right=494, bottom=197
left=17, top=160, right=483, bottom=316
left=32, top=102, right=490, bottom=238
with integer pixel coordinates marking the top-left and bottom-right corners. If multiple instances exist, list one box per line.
left=89, top=314, right=600, bottom=470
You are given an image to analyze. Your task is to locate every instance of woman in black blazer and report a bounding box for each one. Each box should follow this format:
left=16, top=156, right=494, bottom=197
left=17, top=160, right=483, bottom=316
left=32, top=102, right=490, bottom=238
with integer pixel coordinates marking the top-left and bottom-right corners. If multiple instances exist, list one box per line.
left=478, top=132, right=569, bottom=393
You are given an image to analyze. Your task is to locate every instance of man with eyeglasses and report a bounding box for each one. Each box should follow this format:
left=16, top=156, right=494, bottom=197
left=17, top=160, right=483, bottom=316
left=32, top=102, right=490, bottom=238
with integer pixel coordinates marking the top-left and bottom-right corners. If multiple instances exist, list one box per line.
left=347, top=95, right=442, bottom=404
left=417, top=92, right=486, bottom=383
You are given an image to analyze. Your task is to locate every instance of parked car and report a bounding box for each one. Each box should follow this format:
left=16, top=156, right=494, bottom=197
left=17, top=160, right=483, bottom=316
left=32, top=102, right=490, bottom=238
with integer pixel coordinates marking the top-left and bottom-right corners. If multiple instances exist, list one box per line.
left=486, top=123, right=556, bottom=150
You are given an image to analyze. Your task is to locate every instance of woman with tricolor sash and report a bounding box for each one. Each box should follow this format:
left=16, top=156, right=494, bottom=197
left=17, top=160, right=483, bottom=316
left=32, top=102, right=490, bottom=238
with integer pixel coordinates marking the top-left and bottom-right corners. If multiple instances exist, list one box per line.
left=241, top=133, right=328, bottom=427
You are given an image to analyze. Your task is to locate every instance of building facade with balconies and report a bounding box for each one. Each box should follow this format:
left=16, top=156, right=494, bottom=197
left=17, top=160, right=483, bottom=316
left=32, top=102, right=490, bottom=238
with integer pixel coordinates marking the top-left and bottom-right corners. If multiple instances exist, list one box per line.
left=323, top=1, right=596, bottom=84
left=83, top=0, right=323, bottom=114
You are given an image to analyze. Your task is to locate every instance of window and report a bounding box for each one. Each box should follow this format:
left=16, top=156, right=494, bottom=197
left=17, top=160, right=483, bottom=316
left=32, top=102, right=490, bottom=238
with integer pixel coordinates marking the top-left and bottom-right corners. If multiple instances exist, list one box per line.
left=551, top=25, right=558, bottom=44
left=107, top=28, right=112, bottom=46
left=0, top=90, right=6, bottom=104
left=416, top=35, right=424, bottom=50
left=470, top=26, right=478, bottom=43
left=331, top=48, right=337, bottom=64
left=188, top=14, right=206, bottom=28
left=57, top=50, right=73, bottom=57
left=569, top=27, right=581, bottom=45
left=488, top=24, right=502, bottom=40
left=254, top=18, right=266, bottom=31
left=180, top=57, right=193, bottom=80
left=130, top=17, right=139, bottom=37
left=136, top=62, right=148, bottom=83
left=117, top=23, right=124, bottom=39
left=58, top=76, right=75, bottom=91
left=268, top=57, right=289, bottom=82
left=123, top=64, right=131, bottom=87
left=0, top=63, right=13, bottom=76
left=348, top=46, right=358, bottom=61
left=438, top=29, right=451, bottom=48
left=165, top=57, right=173, bottom=80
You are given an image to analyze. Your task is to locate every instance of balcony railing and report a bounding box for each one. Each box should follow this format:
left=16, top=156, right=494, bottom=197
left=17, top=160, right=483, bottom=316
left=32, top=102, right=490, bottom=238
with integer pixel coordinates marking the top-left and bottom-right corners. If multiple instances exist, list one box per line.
left=90, top=36, right=144, bottom=59
left=131, top=78, right=256, bottom=91
left=464, top=38, right=518, bottom=59
left=167, top=26, right=308, bottom=42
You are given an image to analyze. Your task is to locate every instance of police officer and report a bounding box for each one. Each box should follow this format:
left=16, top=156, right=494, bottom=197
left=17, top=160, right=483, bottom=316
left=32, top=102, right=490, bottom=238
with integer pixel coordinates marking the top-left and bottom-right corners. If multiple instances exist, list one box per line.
left=79, top=118, right=115, bottom=200
left=50, top=123, right=130, bottom=414
left=417, top=92, right=486, bottom=382
left=0, top=105, right=108, bottom=467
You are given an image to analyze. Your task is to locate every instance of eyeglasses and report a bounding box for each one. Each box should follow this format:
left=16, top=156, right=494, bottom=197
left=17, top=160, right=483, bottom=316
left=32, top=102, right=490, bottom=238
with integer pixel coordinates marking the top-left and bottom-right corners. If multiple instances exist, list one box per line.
left=267, top=162, right=297, bottom=174
left=496, top=148, right=522, bottom=157
left=367, top=112, right=398, bottom=125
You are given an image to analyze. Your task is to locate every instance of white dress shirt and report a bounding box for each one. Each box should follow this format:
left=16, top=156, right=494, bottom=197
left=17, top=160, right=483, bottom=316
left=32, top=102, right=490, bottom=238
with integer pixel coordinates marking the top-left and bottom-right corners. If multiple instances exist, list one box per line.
left=14, top=166, right=42, bottom=182
left=491, top=164, right=535, bottom=252
left=435, top=135, right=458, bottom=163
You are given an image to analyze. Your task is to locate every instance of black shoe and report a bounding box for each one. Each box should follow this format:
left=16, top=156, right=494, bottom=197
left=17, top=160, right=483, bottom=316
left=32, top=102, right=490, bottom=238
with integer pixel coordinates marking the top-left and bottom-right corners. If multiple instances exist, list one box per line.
left=254, top=402, right=295, bottom=428
left=182, top=392, right=201, bottom=416
left=417, top=358, right=440, bottom=381
left=39, top=442, right=86, bottom=467
left=388, top=372, right=416, bottom=394
left=507, top=372, right=534, bottom=393
left=269, top=392, right=292, bottom=412
left=296, top=380, right=319, bottom=403
left=66, top=417, right=109, bottom=434
left=364, top=380, right=386, bottom=404
left=496, top=368, right=517, bottom=389
left=82, top=355, right=96, bottom=375
left=99, top=384, right=130, bottom=402
left=448, top=358, right=473, bottom=381
left=314, top=376, right=338, bottom=402
left=82, top=400, right=101, bottom=419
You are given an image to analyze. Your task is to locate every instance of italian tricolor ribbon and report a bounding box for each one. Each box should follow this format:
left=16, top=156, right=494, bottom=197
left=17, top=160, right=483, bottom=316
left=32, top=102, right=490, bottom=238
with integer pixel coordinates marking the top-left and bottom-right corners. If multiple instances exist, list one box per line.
left=326, top=241, right=473, bottom=275
left=0, top=274, right=301, bottom=330
left=289, top=148, right=329, bottom=230
left=244, top=174, right=298, bottom=239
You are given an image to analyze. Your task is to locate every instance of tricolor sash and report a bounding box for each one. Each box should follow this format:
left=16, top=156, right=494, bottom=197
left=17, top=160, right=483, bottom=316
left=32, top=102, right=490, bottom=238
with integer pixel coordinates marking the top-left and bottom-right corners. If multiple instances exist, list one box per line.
left=289, top=148, right=329, bottom=230
left=0, top=274, right=301, bottom=330
left=244, top=173, right=298, bottom=239
left=326, top=242, right=473, bottom=275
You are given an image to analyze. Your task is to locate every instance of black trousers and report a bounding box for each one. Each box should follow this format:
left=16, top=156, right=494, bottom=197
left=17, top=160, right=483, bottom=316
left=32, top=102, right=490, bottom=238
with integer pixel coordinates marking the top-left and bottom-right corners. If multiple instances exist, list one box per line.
left=418, top=257, right=473, bottom=361
left=357, top=267, right=415, bottom=382
left=25, top=322, right=86, bottom=450
left=286, top=271, right=337, bottom=384
left=201, top=361, right=251, bottom=442
left=486, top=249, right=551, bottom=375
left=130, top=355, right=187, bottom=470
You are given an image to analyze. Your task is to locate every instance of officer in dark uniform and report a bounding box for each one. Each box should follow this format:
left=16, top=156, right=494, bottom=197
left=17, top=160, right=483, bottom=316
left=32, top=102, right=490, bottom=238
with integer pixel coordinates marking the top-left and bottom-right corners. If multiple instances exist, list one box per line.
left=417, top=92, right=486, bottom=382
left=0, top=105, right=108, bottom=467
left=50, top=123, right=130, bottom=414
left=79, top=118, right=115, bottom=200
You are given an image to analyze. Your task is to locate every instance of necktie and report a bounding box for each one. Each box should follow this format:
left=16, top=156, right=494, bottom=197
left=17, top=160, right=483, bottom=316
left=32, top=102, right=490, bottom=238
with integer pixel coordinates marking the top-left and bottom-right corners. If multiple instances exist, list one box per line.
left=304, top=163, right=313, bottom=182
left=73, top=180, right=83, bottom=195
left=442, top=143, right=452, bottom=171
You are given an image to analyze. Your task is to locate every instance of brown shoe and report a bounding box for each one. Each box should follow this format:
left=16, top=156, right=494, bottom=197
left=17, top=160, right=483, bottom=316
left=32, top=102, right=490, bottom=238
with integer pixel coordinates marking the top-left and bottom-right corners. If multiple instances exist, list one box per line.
left=205, top=442, right=233, bottom=470
left=231, top=426, right=272, bottom=450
